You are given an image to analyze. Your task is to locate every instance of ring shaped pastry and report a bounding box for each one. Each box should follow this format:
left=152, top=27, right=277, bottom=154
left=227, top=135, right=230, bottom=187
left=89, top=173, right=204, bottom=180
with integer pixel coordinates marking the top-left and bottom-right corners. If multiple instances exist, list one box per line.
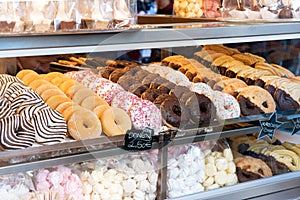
left=68, top=107, right=102, bottom=140
left=46, top=95, right=72, bottom=110
left=28, top=79, right=50, bottom=91
left=81, top=95, right=108, bottom=111
left=41, top=89, right=66, bottom=102
left=100, top=107, right=131, bottom=136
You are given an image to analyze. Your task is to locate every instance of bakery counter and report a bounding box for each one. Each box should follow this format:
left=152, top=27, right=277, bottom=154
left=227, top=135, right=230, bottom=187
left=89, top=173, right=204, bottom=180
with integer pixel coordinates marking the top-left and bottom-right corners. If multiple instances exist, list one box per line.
left=0, top=22, right=300, bottom=57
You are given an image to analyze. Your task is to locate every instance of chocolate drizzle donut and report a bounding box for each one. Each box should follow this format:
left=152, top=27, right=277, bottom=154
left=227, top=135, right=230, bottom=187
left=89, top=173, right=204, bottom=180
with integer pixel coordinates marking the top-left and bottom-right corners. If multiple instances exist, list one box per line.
left=0, top=115, right=35, bottom=150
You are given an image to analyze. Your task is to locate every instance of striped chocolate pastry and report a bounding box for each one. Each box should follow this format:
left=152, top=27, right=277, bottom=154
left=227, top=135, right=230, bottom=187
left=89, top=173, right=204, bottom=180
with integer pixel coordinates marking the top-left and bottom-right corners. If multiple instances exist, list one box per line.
left=0, top=115, right=35, bottom=150
left=17, top=102, right=49, bottom=120
left=32, top=108, right=67, bottom=144
left=0, top=82, right=27, bottom=98
left=0, top=74, right=22, bottom=85
left=0, top=97, right=13, bottom=119
left=10, top=90, right=44, bottom=111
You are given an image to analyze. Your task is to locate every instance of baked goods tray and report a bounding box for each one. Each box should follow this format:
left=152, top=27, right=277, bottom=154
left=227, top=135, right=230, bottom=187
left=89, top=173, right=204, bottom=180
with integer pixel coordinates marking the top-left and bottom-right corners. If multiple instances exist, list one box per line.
left=0, top=109, right=299, bottom=175
left=136, top=15, right=220, bottom=24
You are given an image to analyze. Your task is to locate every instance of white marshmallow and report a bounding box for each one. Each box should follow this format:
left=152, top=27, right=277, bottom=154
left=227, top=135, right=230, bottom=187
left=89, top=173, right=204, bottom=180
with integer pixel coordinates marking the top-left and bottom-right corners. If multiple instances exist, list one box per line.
left=203, top=176, right=214, bottom=187
left=225, top=174, right=238, bottom=186
left=168, top=158, right=179, bottom=169
left=168, top=167, right=180, bottom=179
left=184, top=177, right=197, bottom=187
left=122, top=179, right=137, bottom=194
left=216, top=158, right=229, bottom=171
left=205, top=163, right=217, bottom=176
left=223, top=149, right=233, bottom=161
left=138, top=180, right=151, bottom=192
left=133, top=190, right=145, bottom=200
left=205, top=156, right=215, bottom=165
left=227, top=161, right=236, bottom=174
left=100, top=189, right=111, bottom=199
left=83, top=182, right=93, bottom=194
left=214, top=171, right=227, bottom=186
left=147, top=172, right=158, bottom=185
left=205, top=183, right=220, bottom=190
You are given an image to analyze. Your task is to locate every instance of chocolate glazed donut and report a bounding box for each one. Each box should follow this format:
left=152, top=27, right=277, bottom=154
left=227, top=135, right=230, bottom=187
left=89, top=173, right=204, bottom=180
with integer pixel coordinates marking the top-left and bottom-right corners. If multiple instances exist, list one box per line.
left=160, top=96, right=190, bottom=128
left=186, top=93, right=216, bottom=126
left=128, top=84, right=148, bottom=97
left=141, top=89, right=164, bottom=102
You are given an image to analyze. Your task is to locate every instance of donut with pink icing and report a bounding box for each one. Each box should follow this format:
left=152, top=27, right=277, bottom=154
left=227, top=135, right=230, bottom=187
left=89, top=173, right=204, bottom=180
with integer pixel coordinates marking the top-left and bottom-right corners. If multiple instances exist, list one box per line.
left=212, top=91, right=240, bottom=120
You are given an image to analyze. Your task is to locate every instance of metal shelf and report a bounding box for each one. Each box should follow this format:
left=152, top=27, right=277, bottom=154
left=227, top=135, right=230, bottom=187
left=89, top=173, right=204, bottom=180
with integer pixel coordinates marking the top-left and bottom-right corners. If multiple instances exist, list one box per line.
left=0, top=22, right=299, bottom=57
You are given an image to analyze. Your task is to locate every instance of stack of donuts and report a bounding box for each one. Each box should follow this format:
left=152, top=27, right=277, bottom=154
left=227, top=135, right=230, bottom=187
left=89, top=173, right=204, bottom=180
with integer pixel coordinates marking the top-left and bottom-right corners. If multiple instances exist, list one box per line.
left=17, top=70, right=131, bottom=139
left=65, top=70, right=162, bottom=132
left=97, top=60, right=218, bottom=129
left=0, top=74, right=67, bottom=150
left=191, top=44, right=299, bottom=113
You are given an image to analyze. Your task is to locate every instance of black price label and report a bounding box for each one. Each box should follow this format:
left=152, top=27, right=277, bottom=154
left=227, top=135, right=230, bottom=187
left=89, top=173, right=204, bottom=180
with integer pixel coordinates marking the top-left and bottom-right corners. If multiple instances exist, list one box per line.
left=124, top=127, right=153, bottom=150
left=291, top=117, right=300, bottom=135
left=258, top=112, right=283, bottom=140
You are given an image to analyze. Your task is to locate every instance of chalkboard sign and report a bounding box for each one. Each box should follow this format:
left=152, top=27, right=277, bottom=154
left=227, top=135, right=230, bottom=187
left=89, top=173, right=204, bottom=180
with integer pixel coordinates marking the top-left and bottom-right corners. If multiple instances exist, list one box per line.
left=124, top=127, right=154, bottom=151
left=291, top=117, right=300, bottom=135
left=258, top=112, right=283, bottom=140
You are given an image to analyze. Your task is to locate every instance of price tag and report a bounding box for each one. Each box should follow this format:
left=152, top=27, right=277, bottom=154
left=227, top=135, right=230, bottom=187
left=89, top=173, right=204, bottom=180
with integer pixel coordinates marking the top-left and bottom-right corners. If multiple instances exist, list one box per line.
left=258, top=112, right=283, bottom=140
left=291, top=117, right=300, bottom=135
left=124, top=127, right=153, bottom=151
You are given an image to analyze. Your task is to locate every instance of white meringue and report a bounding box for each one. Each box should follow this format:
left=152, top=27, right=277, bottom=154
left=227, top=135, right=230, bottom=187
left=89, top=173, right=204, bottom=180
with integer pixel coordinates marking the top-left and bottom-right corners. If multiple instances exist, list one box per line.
left=122, top=179, right=137, bottom=194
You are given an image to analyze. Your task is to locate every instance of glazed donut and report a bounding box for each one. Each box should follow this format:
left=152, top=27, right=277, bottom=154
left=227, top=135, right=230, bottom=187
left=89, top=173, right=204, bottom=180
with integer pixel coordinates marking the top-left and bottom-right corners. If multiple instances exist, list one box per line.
left=170, top=85, right=190, bottom=99
left=68, top=106, right=102, bottom=140
left=185, top=93, right=216, bottom=126
left=65, top=83, right=86, bottom=99
left=100, top=107, right=131, bottom=136
left=190, top=82, right=214, bottom=100
left=50, top=76, right=65, bottom=86
left=149, top=77, right=168, bottom=89
left=93, top=104, right=110, bottom=119
left=98, top=66, right=116, bottom=79
left=16, top=69, right=38, bottom=80
left=109, top=68, right=127, bottom=83
left=81, top=95, right=108, bottom=111
left=35, top=84, right=57, bottom=95
left=160, top=96, right=190, bottom=128
left=41, top=89, right=66, bottom=102
left=0, top=115, right=35, bottom=149
left=72, top=87, right=95, bottom=105
left=212, top=91, right=241, bottom=120
left=56, top=102, right=74, bottom=114
left=142, top=74, right=160, bottom=87
left=28, top=79, right=50, bottom=91
left=46, top=95, right=72, bottom=110
left=32, top=108, right=67, bottom=144
left=59, top=79, right=75, bottom=93
left=153, top=94, right=175, bottom=107
left=117, top=74, right=140, bottom=90
left=22, top=72, right=42, bottom=85
left=165, top=71, right=191, bottom=87
left=43, top=72, right=65, bottom=82
left=61, top=104, right=81, bottom=122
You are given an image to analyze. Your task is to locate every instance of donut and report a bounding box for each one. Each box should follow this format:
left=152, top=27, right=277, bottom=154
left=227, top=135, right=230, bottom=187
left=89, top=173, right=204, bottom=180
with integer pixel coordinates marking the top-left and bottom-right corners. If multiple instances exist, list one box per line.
left=50, top=76, right=65, bottom=87
left=0, top=115, right=35, bottom=149
left=170, top=85, right=190, bottom=99
left=98, top=66, right=116, bottom=79
left=109, top=68, right=127, bottom=83
left=72, top=87, right=95, bottom=105
left=65, top=83, right=86, bottom=99
left=28, top=79, right=50, bottom=91
left=140, top=89, right=164, bottom=102
left=0, top=82, right=28, bottom=99
left=117, top=74, right=140, bottom=90
left=111, top=91, right=139, bottom=112
left=67, top=106, right=102, bottom=140
left=100, top=107, right=132, bottom=136
left=165, top=71, right=190, bottom=86
left=212, top=91, right=241, bottom=120
left=56, top=101, right=74, bottom=114
left=142, top=74, right=160, bottom=87
left=134, top=69, right=151, bottom=81
left=61, top=104, right=81, bottom=122
left=95, top=81, right=124, bottom=105
left=185, top=93, right=216, bottom=126
left=153, top=94, right=175, bottom=107
left=80, top=72, right=98, bottom=88
left=93, top=104, right=110, bottom=119
left=16, top=69, right=38, bottom=80
left=149, top=77, right=168, bottom=89
left=81, top=95, right=108, bottom=111
left=43, top=72, right=65, bottom=82
left=10, top=90, right=44, bottom=111
left=40, top=89, right=66, bottom=102
left=35, top=84, right=57, bottom=95
left=88, top=77, right=111, bottom=93
left=22, top=72, right=42, bottom=85
left=128, top=99, right=162, bottom=132
left=46, top=95, right=72, bottom=110
left=59, top=79, right=76, bottom=93
left=190, top=82, right=214, bottom=100
left=32, top=108, right=67, bottom=144
left=128, top=84, right=148, bottom=97
left=160, top=96, right=190, bottom=128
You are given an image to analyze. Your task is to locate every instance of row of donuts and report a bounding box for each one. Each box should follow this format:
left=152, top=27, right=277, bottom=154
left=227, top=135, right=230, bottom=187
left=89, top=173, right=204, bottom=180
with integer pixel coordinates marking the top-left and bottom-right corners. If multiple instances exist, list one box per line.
left=0, top=74, right=67, bottom=150
left=192, top=44, right=300, bottom=112
left=228, top=134, right=300, bottom=183
left=64, top=70, right=162, bottom=133
left=97, top=61, right=218, bottom=129
left=16, top=69, right=132, bottom=140
left=160, top=55, right=278, bottom=116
